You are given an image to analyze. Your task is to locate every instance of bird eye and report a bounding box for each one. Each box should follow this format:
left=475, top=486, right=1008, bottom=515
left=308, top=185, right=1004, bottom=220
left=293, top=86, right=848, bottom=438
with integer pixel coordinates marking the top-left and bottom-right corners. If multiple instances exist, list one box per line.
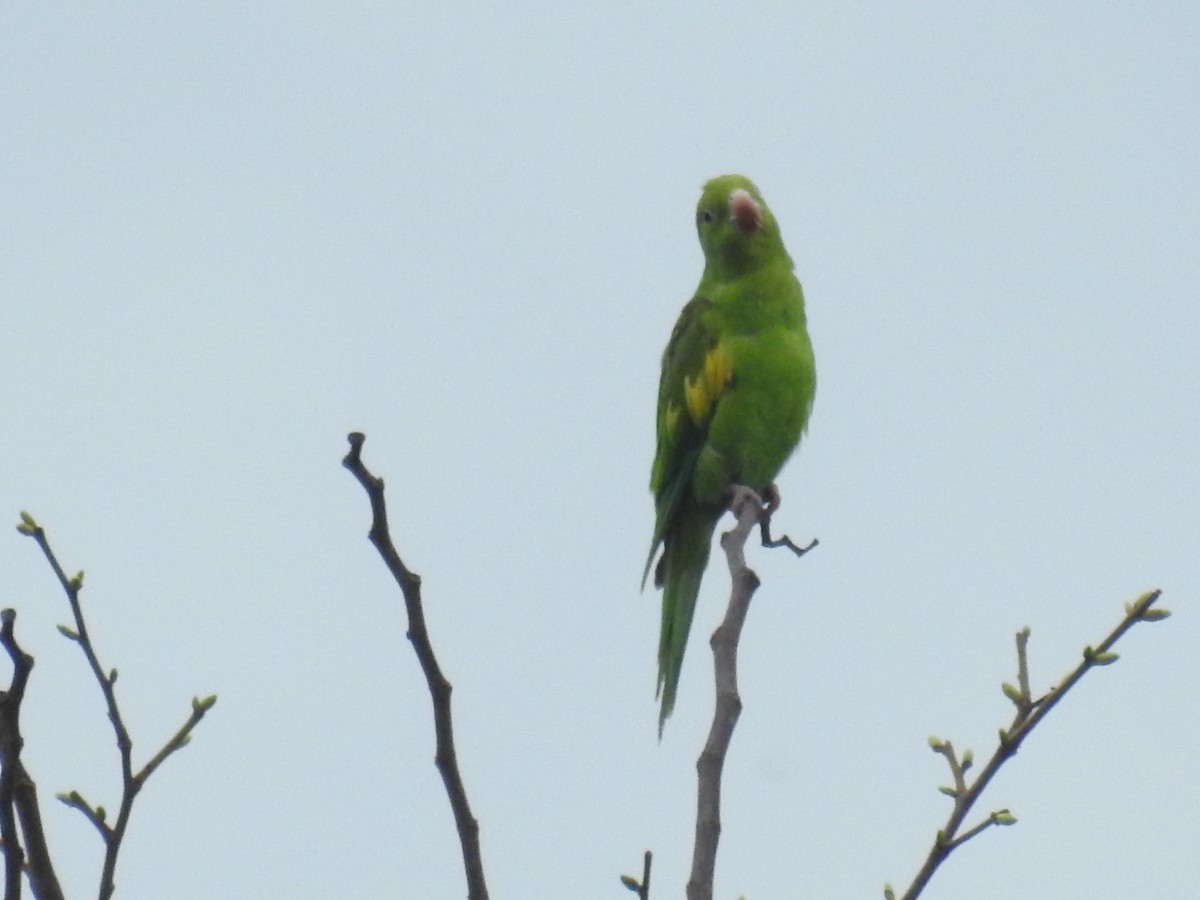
left=700, top=210, right=715, bottom=224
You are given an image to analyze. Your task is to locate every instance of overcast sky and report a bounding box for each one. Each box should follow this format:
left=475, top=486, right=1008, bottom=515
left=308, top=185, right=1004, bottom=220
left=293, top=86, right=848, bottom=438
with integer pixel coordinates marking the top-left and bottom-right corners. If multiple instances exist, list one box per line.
left=3, top=4, right=1197, bottom=898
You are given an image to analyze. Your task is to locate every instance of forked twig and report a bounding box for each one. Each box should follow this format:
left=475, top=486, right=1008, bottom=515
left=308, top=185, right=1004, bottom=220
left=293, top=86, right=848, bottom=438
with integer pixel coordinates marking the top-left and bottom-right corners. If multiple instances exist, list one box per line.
left=16, top=512, right=215, bottom=900
left=887, top=590, right=1170, bottom=900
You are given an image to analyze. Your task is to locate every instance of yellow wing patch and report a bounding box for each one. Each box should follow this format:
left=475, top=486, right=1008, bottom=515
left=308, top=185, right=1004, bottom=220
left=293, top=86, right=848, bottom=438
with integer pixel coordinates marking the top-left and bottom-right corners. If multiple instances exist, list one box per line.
left=683, top=344, right=733, bottom=427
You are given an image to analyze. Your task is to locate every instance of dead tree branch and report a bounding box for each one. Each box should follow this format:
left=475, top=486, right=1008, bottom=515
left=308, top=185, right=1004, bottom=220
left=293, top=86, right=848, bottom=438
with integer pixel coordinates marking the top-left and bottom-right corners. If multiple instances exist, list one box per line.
left=342, top=433, right=489, bottom=900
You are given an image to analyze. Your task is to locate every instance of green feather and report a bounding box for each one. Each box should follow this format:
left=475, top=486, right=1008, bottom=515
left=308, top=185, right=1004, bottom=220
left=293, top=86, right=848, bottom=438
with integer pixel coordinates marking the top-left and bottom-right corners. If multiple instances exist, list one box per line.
left=655, top=499, right=721, bottom=736
left=645, top=174, right=816, bottom=735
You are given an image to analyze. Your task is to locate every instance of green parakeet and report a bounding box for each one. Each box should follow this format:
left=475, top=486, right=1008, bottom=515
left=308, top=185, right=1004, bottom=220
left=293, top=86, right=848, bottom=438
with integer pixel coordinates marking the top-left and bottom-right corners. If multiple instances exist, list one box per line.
left=644, top=174, right=816, bottom=734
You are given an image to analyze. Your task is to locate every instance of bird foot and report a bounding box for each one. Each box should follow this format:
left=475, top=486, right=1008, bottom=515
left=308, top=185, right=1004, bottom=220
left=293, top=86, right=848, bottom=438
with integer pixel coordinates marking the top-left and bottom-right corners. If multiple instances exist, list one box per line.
left=724, top=483, right=818, bottom=560
left=758, top=484, right=819, bottom=559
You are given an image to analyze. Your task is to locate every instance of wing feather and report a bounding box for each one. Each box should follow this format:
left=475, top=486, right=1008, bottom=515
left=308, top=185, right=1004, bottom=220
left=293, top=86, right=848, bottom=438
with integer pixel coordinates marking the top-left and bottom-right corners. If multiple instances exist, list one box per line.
left=643, top=296, right=733, bottom=586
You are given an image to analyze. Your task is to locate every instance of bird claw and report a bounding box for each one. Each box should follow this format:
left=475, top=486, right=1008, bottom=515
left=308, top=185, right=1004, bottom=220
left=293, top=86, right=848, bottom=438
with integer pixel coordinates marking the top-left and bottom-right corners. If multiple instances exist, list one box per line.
left=724, top=483, right=818, bottom=559
left=756, top=484, right=820, bottom=559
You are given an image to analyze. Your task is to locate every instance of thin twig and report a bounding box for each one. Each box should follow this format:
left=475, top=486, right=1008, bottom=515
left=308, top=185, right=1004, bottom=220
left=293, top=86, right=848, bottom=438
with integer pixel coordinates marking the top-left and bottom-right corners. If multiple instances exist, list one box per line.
left=18, top=514, right=215, bottom=900
left=342, top=433, right=489, bottom=900
left=620, top=850, right=653, bottom=899
left=23, top=521, right=134, bottom=899
left=893, top=590, right=1169, bottom=900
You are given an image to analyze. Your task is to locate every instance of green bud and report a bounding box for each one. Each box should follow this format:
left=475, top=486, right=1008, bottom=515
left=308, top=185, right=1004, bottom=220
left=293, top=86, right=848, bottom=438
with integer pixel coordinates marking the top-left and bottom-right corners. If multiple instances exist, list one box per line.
left=938, top=785, right=957, bottom=798
left=19, top=511, right=36, bottom=527
left=961, top=748, right=974, bottom=768
left=1140, top=607, right=1171, bottom=621
left=96, top=806, right=106, bottom=821
left=69, top=570, right=85, bottom=591
left=884, top=885, right=896, bottom=900
left=992, top=809, right=1017, bottom=825
left=1002, top=682, right=1022, bottom=703
left=1132, top=589, right=1160, bottom=610
left=927, top=735, right=944, bottom=750
left=1091, top=650, right=1119, bottom=666
left=193, top=694, right=218, bottom=711
left=57, top=625, right=79, bottom=641
left=109, top=669, right=118, bottom=684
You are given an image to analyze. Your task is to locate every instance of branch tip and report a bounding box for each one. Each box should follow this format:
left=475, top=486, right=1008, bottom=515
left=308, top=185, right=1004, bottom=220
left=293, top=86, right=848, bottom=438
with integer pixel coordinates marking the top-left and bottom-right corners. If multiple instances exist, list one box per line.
left=343, top=440, right=490, bottom=900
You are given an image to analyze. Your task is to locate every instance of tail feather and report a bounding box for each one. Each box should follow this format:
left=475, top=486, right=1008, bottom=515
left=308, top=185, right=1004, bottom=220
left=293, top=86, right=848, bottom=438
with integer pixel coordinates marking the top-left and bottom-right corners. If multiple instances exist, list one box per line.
left=656, top=507, right=721, bottom=736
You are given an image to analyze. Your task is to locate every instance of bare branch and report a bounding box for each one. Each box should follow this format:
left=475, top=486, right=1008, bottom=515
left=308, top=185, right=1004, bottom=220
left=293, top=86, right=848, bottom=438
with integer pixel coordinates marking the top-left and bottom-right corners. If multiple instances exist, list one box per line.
left=18, top=513, right=215, bottom=900
left=0, top=607, right=66, bottom=900
left=0, top=610, right=28, bottom=900
left=342, top=433, right=489, bottom=900
left=895, top=590, right=1169, bottom=900
left=690, top=486, right=812, bottom=900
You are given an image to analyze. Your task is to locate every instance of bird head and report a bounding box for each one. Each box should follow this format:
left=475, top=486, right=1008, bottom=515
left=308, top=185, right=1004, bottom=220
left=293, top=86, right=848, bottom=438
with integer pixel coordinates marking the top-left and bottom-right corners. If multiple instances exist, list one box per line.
left=695, top=174, right=791, bottom=280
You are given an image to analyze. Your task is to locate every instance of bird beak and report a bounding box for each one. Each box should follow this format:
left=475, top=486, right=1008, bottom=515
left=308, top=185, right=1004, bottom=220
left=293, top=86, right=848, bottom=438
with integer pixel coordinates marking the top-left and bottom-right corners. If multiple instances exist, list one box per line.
left=729, top=189, right=763, bottom=234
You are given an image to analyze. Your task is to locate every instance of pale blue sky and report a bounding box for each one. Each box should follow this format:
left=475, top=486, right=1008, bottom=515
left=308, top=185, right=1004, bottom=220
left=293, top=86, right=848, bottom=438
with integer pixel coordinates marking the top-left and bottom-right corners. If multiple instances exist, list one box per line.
left=3, top=4, right=1197, bottom=898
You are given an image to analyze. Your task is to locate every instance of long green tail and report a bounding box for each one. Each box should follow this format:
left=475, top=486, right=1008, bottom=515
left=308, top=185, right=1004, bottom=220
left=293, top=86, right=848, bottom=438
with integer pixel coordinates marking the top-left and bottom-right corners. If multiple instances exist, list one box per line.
left=656, top=506, right=721, bottom=736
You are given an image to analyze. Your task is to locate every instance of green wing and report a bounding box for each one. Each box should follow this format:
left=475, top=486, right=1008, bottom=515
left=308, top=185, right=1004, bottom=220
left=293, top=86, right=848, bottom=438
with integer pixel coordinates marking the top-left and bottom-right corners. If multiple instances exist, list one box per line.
left=642, top=294, right=726, bottom=588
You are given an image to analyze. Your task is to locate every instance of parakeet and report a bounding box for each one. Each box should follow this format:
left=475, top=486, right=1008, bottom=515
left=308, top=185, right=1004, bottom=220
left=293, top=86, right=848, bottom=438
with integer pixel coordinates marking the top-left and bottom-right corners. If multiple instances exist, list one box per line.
left=644, top=174, right=816, bottom=735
